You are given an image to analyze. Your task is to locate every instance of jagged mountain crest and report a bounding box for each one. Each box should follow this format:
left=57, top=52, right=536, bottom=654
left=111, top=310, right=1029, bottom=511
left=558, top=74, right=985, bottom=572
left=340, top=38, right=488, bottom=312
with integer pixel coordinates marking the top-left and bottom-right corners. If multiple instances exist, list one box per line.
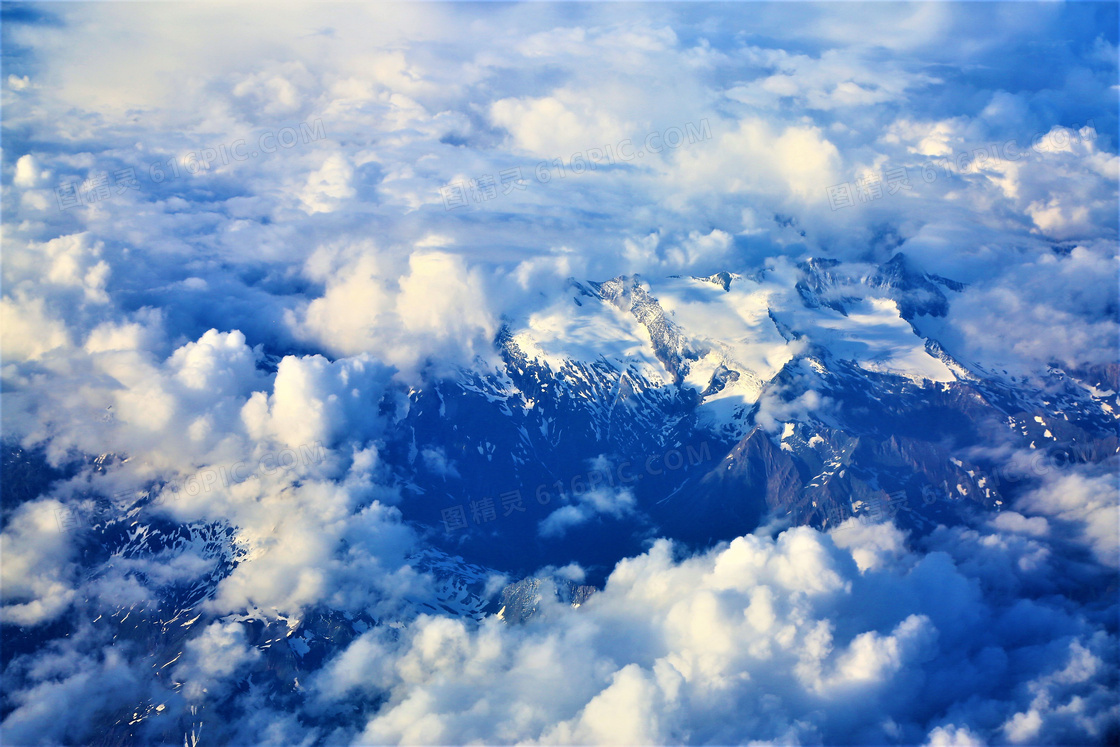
left=11, top=254, right=1115, bottom=700
left=792, top=252, right=964, bottom=320
left=590, top=274, right=704, bottom=385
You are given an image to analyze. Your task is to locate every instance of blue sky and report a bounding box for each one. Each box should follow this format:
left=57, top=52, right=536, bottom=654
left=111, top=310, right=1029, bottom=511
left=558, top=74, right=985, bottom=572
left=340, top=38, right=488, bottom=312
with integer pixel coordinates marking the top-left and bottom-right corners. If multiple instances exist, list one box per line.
left=1, top=3, right=1118, bottom=745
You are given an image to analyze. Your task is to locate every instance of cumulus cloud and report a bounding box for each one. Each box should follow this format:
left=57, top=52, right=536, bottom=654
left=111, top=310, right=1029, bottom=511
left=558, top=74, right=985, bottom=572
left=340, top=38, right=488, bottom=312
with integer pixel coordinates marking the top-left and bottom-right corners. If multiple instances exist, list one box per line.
left=173, top=620, right=261, bottom=700
left=12, top=154, right=48, bottom=188
left=0, top=640, right=148, bottom=745
left=727, top=47, right=938, bottom=112
left=241, top=352, right=390, bottom=449
left=915, top=240, right=1119, bottom=371
left=0, top=292, right=71, bottom=362
left=0, top=3, right=1116, bottom=746
left=0, top=499, right=78, bottom=625
left=301, top=523, right=1118, bottom=746
left=669, top=116, right=843, bottom=204
left=16, top=517, right=1116, bottom=743
left=287, top=245, right=498, bottom=374
left=754, top=376, right=834, bottom=433
left=1, top=319, right=422, bottom=627
left=299, top=152, right=355, bottom=214
left=538, top=486, right=636, bottom=539
left=491, top=91, right=637, bottom=158
left=1018, top=468, right=1120, bottom=569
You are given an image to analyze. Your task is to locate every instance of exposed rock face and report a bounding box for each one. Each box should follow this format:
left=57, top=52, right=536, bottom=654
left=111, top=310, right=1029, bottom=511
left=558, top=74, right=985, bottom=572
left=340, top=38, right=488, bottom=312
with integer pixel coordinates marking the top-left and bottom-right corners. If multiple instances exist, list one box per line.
left=11, top=253, right=1116, bottom=743
left=594, top=275, right=701, bottom=385
left=497, top=576, right=597, bottom=624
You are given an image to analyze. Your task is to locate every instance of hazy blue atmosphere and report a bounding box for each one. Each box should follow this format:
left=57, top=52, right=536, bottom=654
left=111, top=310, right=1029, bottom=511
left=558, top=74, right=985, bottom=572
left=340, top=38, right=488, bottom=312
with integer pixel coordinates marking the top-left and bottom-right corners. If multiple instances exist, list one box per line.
left=2, top=2, right=1118, bottom=745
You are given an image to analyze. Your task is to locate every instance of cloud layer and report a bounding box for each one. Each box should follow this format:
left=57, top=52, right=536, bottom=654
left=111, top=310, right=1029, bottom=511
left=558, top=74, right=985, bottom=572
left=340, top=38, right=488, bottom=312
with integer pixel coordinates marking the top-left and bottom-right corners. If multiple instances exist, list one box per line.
left=1, top=3, right=1116, bottom=745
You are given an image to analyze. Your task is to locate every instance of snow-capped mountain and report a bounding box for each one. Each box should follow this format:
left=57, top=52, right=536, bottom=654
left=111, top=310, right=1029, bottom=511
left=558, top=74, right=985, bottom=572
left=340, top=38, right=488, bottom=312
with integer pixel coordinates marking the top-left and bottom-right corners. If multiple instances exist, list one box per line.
left=3, top=251, right=1115, bottom=745
left=367, top=252, right=1117, bottom=567
left=10, top=248, right=1116, bottom=590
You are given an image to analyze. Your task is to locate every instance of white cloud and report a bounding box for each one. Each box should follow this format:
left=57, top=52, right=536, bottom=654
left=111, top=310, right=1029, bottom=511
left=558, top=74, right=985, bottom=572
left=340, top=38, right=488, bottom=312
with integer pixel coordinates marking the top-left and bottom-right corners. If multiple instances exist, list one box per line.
left=0, top=4, right=1116, bottom=744
left=915, top=240, right=1119, bottom=372
left=1018, top=469, right=1120, bottom=569
left=728, top=48, right=938, bottom=112
left=13, top=154, right=48, bottom=187
left=420, top=446, right=460, bottom=479
left=299, top=153, right=355, bottom=214
left=0, top=292, right=72, bottom=362
left=313, top=523, right=1118, bottom=746
left=669, top=117, right=842, bottom=204
left=288, top=246, right=498, bottom=375
left=0, top=499, right=78, bottom=626
left=925, top=724, right=985, bottom=746
left=241, top=352, right=388, bottom=449
left=491, top=92, right=636, bottom=159
left=3, top=233, right=110, bottom=305
left=755, top=387, right=833, bottom=433
left=539, top=486, right=636, bottom=538
left=173, top=621, right=261, bottom=700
